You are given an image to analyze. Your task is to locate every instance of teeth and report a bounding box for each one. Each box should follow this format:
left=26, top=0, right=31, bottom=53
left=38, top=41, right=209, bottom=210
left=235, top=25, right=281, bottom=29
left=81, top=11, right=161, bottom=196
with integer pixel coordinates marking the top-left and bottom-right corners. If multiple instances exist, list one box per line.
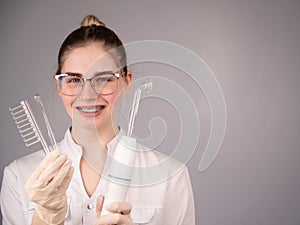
left=80, top=106, right=104, bottom=113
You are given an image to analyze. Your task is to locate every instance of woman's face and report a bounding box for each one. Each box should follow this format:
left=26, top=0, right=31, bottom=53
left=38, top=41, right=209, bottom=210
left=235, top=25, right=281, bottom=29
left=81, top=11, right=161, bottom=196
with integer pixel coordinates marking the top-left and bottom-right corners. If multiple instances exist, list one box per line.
left=57, top=43, right=131, bottom=133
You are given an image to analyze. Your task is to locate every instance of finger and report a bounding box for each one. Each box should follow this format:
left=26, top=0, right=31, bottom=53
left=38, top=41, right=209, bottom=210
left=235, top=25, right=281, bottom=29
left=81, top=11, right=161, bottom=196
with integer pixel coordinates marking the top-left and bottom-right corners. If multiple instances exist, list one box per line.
left=24, top=151, right=62, bottom=197
left=105, top=202, right=132, bottom=215
left=59, top=166, right=74, bottom=190
left=31, top=150, right=60, bottom=179
left=38, top=154, right=68, bottom=185
left=94, top=213, right=126, bottom=225
left=96, top=195, right=104, bottom=217
left=47, top=159, right=72, bottom=190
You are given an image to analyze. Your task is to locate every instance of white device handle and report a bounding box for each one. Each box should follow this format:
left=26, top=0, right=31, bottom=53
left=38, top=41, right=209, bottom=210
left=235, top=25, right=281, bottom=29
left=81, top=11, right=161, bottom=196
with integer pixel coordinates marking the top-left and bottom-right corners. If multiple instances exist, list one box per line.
left=101, top=136, right=136, bottom=215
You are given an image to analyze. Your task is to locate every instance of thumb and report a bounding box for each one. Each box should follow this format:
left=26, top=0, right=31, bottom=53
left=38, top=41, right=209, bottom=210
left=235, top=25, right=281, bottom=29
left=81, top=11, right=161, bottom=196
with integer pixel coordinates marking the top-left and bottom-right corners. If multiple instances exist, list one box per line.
left=96, top=195, right=104, bottom=217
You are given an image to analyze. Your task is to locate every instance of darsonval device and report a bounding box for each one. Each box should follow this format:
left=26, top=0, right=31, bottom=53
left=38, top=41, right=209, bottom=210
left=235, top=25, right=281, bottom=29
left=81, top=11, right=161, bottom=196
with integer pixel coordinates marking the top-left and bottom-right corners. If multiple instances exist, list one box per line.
left=101, top=78, right=152, bottom=215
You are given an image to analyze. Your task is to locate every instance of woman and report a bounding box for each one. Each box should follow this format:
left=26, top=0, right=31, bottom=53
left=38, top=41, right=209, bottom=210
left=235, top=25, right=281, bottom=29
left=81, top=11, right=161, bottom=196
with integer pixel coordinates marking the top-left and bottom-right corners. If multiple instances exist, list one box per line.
left=0, top=15, right=195, bottom=225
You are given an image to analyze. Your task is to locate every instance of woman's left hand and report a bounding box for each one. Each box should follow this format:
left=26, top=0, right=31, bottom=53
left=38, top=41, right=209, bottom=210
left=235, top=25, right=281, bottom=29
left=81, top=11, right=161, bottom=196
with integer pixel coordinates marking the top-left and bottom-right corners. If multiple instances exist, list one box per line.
left=94, top=195, right=134, bottom=225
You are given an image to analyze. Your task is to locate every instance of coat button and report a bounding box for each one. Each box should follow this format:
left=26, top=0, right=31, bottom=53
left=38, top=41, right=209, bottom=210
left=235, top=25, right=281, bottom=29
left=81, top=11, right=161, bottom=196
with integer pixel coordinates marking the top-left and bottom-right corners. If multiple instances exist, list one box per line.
left=87, top=204, right=93, bottom=210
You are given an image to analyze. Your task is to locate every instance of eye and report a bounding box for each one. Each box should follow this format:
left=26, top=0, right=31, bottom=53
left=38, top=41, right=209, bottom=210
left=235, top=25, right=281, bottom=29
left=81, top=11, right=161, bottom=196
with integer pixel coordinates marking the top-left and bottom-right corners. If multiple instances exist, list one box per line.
left=94, top=75, right=114, bottom=83
left=65, top=76, right=82, bottom=83
left=97, top=77, right=109, bottom=82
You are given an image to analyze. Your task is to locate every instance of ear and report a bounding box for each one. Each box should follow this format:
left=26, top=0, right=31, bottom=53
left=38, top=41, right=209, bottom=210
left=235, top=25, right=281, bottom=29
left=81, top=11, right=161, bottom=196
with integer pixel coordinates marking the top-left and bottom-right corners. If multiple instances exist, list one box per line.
left=122, top=70, right=132, bottom=96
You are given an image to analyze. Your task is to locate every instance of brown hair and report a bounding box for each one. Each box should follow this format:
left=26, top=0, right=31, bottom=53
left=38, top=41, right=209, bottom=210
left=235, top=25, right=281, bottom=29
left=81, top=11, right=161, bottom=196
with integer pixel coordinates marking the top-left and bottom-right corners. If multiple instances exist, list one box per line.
left=56, top=15, right=127, bottom=75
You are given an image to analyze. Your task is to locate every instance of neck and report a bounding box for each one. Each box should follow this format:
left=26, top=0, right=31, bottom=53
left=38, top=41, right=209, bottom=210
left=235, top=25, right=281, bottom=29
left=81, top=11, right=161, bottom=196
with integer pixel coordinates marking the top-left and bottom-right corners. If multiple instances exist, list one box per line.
left=71, top=122, right=119, bottom=174
left=71, top=123, right=119, bottom=150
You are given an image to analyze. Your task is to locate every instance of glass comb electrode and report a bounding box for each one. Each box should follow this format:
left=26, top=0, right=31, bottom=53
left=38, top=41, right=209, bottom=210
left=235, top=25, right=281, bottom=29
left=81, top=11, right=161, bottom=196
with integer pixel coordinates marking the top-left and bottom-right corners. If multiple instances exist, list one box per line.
left=9, top=95, right=57, bottom=155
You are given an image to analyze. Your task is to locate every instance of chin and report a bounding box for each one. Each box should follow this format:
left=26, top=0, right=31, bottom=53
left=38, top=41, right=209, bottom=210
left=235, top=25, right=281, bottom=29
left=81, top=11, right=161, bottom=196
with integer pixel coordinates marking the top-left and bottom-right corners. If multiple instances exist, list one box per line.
left=74, top=116, right=112, bottom=132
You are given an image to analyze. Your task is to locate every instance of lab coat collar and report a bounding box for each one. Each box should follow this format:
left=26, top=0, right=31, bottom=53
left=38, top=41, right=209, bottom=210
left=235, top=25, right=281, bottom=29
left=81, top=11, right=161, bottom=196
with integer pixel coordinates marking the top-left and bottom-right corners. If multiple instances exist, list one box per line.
left=62, top=126, right=126, bottom=159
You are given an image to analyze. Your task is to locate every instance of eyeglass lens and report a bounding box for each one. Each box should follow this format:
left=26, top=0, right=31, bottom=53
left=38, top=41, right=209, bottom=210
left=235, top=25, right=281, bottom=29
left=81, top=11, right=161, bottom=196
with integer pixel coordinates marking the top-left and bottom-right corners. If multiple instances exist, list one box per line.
left=59, top=73, right=118, bottom=96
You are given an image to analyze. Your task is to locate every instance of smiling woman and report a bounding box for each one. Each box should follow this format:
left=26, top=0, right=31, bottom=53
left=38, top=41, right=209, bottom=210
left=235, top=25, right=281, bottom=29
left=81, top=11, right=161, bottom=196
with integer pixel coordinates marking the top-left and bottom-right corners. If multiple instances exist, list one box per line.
left=0, top=15, right=195, bottom=225
left=56, top=42, right=131, bottom=137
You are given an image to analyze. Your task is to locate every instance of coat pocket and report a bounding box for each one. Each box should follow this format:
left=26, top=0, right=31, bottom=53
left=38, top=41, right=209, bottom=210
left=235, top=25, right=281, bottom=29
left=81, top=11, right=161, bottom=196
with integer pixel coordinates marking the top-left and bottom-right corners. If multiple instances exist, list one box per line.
left=131, top=206, right=157, bottom=224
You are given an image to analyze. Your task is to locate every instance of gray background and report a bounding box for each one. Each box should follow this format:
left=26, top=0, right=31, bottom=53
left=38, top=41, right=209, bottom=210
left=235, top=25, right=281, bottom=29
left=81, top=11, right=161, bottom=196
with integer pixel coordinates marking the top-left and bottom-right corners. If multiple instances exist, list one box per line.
left=1, top=0, right=300, bottom=225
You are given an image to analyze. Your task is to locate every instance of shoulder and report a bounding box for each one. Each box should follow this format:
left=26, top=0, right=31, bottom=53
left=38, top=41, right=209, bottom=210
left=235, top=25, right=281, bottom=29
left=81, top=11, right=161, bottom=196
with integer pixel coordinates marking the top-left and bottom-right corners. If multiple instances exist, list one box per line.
left=135, top=141, right=182, bottom=166
left=4, top=150, right=44, bottom=184
left=132, top=141, right=188, bottom=186
left=12, top=150, right=44, bottom=169
left=1, top=150, right=44, bottom=205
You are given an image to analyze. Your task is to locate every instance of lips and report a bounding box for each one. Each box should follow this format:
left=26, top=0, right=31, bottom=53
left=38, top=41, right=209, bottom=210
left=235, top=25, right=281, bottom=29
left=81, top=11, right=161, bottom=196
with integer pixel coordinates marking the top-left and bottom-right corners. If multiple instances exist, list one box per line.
left=76, top=105, right=105, bottom=113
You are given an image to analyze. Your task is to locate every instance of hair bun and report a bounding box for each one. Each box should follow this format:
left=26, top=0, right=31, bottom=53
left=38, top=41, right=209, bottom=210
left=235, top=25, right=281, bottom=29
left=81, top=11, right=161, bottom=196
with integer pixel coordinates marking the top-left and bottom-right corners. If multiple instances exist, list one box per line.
left=81, top=15, right=106, bottom=27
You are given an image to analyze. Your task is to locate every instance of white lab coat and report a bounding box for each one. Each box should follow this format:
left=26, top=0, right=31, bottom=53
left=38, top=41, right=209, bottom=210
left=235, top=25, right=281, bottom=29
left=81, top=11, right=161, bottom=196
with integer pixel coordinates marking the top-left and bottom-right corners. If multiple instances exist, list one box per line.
left=0, top=128, right=195, bottom=225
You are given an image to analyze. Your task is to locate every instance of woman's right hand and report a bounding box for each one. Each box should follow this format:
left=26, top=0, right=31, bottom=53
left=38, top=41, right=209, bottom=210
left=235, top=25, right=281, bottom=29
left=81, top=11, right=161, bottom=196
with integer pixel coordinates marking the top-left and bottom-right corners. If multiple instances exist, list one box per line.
left=25, top=150, right=74, bottom=225
left=93, top=195, right=134, bottom=225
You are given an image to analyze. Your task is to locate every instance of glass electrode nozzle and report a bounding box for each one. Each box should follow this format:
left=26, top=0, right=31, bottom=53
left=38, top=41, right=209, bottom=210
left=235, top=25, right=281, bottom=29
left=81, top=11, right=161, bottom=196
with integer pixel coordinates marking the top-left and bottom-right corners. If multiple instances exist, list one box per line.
left=127, top=78, right=152, bottom=137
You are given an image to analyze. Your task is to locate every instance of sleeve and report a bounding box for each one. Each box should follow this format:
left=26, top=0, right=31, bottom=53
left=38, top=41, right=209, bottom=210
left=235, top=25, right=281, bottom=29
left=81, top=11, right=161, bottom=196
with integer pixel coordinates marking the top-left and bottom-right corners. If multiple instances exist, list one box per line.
left=163, top=165, right=195, bottom=225
left=0, top=162, right=28, bottom=225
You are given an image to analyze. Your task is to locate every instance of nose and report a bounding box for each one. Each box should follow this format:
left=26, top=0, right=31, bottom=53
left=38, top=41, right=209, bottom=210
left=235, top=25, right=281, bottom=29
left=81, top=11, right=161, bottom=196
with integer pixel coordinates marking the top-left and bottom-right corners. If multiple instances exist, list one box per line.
left=78, top=80, right=98, bottom=99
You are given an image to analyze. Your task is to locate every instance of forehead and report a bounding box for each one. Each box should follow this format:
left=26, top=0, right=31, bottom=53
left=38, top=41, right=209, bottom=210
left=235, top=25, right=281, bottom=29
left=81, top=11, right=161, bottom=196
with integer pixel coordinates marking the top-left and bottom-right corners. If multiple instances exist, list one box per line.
left=61, top=44, right=118, bottom=74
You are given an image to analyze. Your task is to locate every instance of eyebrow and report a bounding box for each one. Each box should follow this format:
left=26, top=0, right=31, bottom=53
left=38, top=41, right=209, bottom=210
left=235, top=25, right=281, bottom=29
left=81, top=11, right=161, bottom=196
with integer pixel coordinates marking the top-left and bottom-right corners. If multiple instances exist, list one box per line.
left=63, top=72, right=82, bottom=77
left=63, top=71, right=114, bottom=77
left=93, top=71, right=115, bottom=76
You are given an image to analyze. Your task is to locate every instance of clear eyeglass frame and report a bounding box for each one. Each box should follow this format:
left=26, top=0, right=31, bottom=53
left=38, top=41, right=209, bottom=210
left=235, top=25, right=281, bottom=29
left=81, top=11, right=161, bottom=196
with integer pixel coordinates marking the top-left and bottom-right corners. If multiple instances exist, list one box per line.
left=54, top=71, right=121, bottom=96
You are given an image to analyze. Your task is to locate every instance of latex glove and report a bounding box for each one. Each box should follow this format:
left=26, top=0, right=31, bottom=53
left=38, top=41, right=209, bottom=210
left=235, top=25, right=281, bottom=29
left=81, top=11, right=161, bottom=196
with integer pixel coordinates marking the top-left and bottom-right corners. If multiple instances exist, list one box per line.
left=25, top=150, right=74, bottom=225
left=93, top=195, right=134, bottom=225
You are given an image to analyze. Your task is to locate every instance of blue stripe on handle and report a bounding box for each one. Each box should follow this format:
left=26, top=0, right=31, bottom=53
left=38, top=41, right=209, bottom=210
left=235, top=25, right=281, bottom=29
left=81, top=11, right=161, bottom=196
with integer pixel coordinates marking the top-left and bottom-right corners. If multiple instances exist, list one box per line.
left=108, top=174, right=131, bottom=182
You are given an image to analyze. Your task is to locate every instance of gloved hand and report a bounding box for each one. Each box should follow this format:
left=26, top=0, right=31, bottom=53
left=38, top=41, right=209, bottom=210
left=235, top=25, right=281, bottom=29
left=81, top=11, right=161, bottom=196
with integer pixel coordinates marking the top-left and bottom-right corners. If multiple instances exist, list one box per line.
left=25, top=150, right=74, bottom=225
left=94, top=195, right=134, bottom=225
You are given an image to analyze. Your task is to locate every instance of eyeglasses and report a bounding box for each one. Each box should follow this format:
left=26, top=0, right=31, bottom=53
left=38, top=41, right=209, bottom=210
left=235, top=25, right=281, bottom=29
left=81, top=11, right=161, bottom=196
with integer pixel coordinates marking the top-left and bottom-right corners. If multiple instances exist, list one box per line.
left=55, top=71, right=120, bottom=96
